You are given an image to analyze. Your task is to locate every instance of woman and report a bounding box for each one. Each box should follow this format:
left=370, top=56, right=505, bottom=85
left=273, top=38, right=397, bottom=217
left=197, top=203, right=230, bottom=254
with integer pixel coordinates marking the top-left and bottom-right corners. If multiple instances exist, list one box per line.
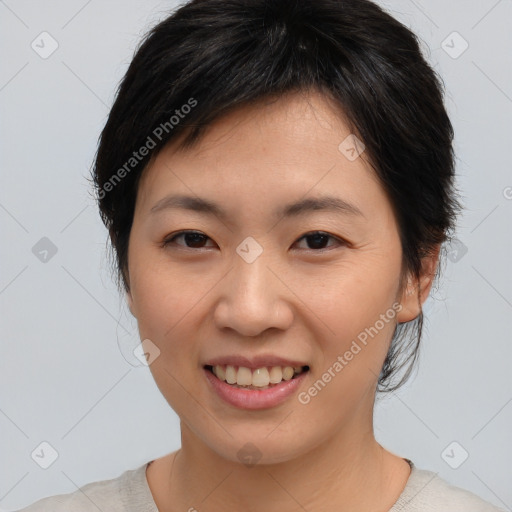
left=17, top=0, right=505, bottom=510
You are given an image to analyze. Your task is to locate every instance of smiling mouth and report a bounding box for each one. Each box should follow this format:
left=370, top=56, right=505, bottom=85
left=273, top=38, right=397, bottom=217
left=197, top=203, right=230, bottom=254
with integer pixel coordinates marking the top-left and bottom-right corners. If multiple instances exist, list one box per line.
left=204, top=364, right=309, bottom=390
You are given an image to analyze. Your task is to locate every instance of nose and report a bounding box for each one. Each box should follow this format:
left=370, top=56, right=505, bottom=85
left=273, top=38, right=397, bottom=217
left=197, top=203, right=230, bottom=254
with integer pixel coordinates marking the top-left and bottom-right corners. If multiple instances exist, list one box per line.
left=213, top=249, right=294, bottom=337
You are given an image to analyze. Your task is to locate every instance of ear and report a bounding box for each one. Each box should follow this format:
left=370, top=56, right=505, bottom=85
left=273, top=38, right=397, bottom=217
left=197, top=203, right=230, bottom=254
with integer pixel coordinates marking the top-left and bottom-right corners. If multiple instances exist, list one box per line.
left=126, top=289, right=136, bottom=318
left=396, top=244, right=441, bottom=323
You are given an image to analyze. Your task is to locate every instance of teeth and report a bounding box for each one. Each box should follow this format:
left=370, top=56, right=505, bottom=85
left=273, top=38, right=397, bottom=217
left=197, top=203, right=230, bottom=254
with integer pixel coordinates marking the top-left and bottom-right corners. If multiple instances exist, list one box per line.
left=236, top=366, right=252, bottom=386
left=215, top=365, right=226, bottom=381
left=225, top=365, right=237, bottom=384
left=211, top=364, right=306, bottom=388
left=282, top=367, right=294, bottom=380
left=269, top=366, right=282, bottom=384
left=252, top=368, right=270, bottom=387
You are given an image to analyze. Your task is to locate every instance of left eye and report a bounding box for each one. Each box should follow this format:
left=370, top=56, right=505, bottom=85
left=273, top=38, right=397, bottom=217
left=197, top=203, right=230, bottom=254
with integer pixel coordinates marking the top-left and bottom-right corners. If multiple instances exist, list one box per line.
left=162, top=230, right=345, bottom=251
left=295, top=231, right=344, bottom=250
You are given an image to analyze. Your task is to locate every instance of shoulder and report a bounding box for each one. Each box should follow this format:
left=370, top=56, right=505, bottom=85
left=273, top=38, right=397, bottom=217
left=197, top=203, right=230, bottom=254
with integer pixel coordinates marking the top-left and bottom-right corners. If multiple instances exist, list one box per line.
left=392, top=465, right=506, bottom=512
left=14, top=463, right=155, bottom=512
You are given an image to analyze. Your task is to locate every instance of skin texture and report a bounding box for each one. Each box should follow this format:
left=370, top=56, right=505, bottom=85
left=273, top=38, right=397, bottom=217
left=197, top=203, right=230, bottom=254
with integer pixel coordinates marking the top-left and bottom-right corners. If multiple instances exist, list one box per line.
left=126, top=90, right=439, bottom=512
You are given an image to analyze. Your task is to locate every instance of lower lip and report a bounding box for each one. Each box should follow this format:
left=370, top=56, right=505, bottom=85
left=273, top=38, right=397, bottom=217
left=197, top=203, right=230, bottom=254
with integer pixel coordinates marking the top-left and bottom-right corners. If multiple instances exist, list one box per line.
left=203, top=367, right=308, bottom=410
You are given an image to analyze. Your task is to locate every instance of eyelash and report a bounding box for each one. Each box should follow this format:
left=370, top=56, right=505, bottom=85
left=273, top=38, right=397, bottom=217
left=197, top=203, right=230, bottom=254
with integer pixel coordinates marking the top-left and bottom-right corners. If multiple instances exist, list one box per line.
left=161, top=230, right=347, bottom=252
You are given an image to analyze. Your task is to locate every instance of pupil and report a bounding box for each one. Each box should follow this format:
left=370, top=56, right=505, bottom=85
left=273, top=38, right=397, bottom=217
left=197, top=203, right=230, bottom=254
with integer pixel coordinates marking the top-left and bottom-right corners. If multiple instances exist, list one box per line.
left=186, top=233, right=205, bottom=248
left=308, top=233, right=327, bottom=249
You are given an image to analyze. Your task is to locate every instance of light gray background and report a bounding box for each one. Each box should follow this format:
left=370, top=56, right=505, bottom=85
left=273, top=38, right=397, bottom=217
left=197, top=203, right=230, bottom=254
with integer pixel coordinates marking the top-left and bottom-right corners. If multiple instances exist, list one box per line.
left=1, top=0, right=511, bottom=510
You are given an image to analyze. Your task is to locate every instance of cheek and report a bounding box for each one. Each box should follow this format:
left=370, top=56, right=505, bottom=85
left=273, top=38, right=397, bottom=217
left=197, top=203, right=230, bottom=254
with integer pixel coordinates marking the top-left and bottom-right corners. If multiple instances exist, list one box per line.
left=131, top=268, right=203, bottom=407
left=309, top=259, right=399, bottom=329
left=303, top=258, right=400, bottom=377
left=129, top=263, right=200, bottom=355
left=299, top=280, right=399, bottom=421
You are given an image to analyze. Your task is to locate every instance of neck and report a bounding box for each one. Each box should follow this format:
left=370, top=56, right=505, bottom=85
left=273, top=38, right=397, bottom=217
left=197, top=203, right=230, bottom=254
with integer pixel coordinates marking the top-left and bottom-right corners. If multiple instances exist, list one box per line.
left=153, top=420, right=410, bottom=512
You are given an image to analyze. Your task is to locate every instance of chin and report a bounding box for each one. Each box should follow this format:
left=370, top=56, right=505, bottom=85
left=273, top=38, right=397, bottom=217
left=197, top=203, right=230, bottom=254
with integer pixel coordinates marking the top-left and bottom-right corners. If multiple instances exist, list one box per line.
left=198, top=429, right=313, bottom=467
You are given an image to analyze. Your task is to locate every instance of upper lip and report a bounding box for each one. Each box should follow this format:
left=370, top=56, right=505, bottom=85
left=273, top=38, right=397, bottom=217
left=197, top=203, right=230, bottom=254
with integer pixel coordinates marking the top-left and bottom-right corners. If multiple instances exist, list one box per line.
left=204, top=355, right=309, bottom=370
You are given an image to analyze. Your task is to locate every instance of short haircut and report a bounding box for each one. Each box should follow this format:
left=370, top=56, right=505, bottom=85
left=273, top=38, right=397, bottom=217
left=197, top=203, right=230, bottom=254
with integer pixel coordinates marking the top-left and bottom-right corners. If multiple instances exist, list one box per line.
left=90, top=0, right=462, bottom=392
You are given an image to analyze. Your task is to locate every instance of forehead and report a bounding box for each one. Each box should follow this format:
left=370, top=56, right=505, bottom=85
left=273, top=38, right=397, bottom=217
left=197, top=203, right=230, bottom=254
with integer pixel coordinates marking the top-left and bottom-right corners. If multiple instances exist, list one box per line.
left=135, top=91, right=386, bottom=221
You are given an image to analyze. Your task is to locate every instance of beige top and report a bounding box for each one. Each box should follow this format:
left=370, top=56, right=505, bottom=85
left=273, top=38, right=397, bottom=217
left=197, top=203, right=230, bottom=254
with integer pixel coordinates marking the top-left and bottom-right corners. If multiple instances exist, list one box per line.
left=15, top=459, right=506, bottom=511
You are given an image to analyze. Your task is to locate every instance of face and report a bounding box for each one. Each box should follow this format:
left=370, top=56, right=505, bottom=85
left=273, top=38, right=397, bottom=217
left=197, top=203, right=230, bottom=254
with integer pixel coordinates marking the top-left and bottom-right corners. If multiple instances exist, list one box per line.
left=126, top=91, right=431, bottom=465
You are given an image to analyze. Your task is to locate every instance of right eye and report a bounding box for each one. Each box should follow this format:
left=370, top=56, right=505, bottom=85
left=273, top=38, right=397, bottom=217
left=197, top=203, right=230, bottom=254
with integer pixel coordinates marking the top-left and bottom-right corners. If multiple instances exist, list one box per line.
left=161, top=230, right=216, bottom=250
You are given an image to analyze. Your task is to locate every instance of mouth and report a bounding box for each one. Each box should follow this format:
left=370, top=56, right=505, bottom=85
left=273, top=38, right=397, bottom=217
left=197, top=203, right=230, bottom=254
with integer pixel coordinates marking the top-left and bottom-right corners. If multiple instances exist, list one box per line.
left=204, top=364, right=310, bottom=390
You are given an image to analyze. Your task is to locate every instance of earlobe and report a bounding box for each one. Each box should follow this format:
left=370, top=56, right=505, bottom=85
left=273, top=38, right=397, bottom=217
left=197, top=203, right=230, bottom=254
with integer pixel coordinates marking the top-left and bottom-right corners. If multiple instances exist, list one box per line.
left=396, top=245, right=441, bottom=323
left=396, top=277, right=421, bottom=323
left=126, top=290, right=136, bottom=318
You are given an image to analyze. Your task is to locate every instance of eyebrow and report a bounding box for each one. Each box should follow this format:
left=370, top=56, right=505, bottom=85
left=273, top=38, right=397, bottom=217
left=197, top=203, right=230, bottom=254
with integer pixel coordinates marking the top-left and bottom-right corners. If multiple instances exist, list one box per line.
left=149, top=194, right=365, bottom=220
